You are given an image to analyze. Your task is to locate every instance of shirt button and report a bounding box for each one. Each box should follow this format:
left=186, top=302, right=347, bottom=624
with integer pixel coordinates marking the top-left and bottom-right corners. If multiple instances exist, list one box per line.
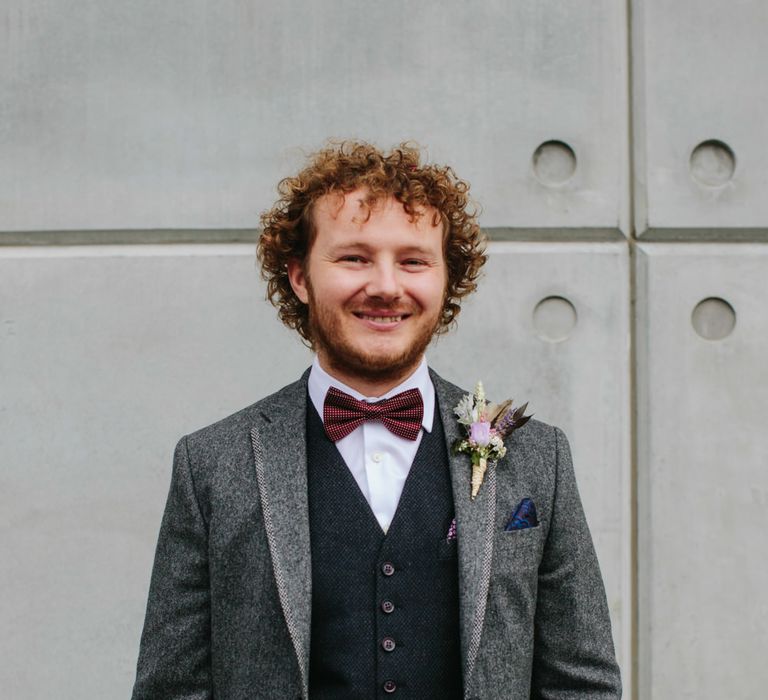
left=371, top=452, right=383, bottom=463
left=381, top=637, right=396, bottom=652
left=381, top=600, right=395, bottom=614
left=383, top=680, right=397, bottom=693
left=381, top=562, right=395, bottom=576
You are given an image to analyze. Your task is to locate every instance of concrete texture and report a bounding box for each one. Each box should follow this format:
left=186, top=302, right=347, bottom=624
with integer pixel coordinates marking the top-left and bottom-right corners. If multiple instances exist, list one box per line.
left=636, top=243, right=768, bottom=699
left=0, top=0, right=629, bottom=233
left=0, top=240, right=630, bottom=697
left=633, top=0, right=768, bottom=236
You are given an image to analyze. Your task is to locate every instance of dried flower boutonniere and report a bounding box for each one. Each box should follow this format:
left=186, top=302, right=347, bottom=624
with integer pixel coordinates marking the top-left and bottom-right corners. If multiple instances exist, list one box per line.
left=452, top=382, right=532, bottom=499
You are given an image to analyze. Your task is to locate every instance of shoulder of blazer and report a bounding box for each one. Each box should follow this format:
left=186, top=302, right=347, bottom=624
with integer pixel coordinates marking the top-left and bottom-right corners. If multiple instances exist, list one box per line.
left=495, top=417, right=562, bottom=495
left=180, top=369, right=311, bottom=464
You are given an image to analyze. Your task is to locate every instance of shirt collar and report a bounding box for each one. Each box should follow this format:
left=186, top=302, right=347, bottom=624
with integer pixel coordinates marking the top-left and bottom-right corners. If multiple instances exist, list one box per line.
left=308, top=356, right=435, bottom=433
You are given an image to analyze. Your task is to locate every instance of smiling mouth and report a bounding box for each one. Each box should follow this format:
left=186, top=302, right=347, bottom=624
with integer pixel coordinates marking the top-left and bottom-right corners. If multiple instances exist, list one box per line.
left=355, top=313, right=409, bottom=324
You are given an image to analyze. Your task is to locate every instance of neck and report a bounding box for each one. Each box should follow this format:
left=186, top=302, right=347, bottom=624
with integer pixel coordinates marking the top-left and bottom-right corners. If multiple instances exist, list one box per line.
left=316, top=354, right=423, bottom=397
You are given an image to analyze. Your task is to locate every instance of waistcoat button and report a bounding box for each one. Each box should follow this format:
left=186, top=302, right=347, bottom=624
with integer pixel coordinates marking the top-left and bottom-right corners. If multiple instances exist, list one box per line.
left=381, top=562, right=395, bottom=576
left=381, top=636, right=396, bottom=652
left=383, top=679, right=397, bottom=693
left=381, top=600, right=395, bottom=614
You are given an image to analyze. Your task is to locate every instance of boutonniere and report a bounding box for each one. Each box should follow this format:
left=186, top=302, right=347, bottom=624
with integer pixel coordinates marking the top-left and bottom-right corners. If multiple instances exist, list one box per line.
left=452, top=382, right=532, bottom=499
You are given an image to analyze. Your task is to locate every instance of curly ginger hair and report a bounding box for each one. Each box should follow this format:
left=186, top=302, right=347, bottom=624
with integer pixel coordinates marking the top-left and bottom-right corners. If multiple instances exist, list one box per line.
left=257, top=141, right=487, bottom=346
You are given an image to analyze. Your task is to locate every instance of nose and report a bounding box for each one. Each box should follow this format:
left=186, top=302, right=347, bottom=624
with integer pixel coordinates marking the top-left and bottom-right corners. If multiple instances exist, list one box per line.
left=365, top=261, right=401, bottom=301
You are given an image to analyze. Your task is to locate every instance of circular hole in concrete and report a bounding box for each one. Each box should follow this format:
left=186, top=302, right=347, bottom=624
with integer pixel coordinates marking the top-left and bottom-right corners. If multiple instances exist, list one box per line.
left=532, top=140, right=577, bottom=185
left=690, top=140, right=736, bottom=187
left=691, top=297, right=736, bottom=340
left=533, top=296, right=577, bottom=342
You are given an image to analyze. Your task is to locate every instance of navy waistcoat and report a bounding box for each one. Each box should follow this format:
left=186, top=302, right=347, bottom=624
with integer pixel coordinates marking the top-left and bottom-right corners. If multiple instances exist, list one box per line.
left=306, top=400, right=462, bottom=699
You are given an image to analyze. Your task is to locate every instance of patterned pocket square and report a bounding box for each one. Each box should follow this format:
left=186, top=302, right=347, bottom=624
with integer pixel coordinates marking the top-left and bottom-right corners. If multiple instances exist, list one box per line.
left=446, top=517, right=457, bottom=542
left=504, top=498, right=538, bottom=531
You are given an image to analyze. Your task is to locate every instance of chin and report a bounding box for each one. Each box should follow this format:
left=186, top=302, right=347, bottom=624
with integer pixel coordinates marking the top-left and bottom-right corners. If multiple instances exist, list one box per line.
left=352, top=349, right=415, bottom=375
left=324, top=342, right=422, bottom=382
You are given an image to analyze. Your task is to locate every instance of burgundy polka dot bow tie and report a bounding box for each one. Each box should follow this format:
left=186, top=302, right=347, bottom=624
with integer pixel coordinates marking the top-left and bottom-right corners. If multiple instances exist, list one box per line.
left=323, top=387, right=424, bottom=442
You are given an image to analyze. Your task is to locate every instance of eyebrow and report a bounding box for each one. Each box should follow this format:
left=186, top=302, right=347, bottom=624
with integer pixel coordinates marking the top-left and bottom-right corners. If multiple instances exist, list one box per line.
left=327, top=243, right=440, bottom=257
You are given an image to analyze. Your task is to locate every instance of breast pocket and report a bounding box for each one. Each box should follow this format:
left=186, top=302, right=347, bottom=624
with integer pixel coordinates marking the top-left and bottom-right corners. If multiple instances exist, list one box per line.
left=495, top=525, right=545, bottom=571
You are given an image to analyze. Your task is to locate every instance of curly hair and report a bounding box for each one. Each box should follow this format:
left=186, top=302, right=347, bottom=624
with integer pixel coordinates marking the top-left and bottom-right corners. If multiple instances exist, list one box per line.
left=257, top=141, right=487, bottom=346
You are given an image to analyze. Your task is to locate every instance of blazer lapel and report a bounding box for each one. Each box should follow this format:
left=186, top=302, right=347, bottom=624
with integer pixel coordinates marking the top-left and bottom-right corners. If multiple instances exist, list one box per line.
left=249, top=374, right=312, bottom=698
left=432, top=371, right=497, bottom=690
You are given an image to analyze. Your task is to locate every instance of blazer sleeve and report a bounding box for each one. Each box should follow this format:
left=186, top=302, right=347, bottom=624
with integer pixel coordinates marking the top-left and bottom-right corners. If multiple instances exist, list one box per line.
left=530, top=427, right=622, bottom=699
left=131, top=437, right=212, bottom=700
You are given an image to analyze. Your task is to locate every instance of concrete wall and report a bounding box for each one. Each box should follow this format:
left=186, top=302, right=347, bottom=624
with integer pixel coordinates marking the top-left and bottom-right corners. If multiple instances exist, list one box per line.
left=635, top=245, right=768, bottom=699
left=632, top=1, right=768, bottom=697
left=1, top=0, right=766, bottom=698
left=633, top=0, right=768, bottom=238
left=1, top=0, right=628, bottom=233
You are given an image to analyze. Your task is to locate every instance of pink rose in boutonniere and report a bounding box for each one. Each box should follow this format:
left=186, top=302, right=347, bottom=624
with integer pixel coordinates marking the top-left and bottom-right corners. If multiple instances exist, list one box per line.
left=452, top=381, right=532, bottom=499
left=470, top=421, right=491, bottom=446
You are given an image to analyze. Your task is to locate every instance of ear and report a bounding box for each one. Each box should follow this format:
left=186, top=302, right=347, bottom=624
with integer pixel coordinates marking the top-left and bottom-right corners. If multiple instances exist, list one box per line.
left=287, top=258, right=310, bottom=304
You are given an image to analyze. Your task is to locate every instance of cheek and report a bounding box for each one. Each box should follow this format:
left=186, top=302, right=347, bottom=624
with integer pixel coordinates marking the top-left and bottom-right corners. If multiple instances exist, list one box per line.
left=316, top=274, right=366, bottom=307
left=412, top=273, right=448, bottom=309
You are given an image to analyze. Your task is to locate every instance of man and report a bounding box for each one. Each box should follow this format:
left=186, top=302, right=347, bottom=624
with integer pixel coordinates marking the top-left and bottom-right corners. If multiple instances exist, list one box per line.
left=132, top=142, right=621, bottom=699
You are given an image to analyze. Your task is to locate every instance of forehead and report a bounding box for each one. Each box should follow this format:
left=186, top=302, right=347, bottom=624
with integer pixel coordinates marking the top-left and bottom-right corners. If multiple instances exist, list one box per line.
left=311, top=189, right=442, bottom=241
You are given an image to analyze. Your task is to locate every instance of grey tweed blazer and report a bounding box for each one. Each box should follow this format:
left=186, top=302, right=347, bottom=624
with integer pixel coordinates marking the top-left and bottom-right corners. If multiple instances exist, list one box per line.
left=132, top=370, right=622, bottom=699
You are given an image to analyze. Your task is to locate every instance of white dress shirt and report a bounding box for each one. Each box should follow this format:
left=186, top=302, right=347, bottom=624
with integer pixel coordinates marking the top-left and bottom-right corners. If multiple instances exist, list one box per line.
left=308, top=357, right=435, bottom=533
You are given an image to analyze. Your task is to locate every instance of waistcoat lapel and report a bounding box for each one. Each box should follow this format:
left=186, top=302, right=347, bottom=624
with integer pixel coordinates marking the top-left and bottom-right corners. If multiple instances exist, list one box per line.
left=249, top=373, right=312, bottom=698
left=432, top=370, right=497, bottom=692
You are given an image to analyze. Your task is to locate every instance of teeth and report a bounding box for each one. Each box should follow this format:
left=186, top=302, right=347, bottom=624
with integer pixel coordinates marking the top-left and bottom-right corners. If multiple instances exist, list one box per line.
left=360, top=315, right=402, bottom=323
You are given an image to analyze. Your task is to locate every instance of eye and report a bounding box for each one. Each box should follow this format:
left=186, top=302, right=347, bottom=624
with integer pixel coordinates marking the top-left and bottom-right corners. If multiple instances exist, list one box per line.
left=402, top=258, right=427, bottom=267
left=339, top=255, right=367, bottom=264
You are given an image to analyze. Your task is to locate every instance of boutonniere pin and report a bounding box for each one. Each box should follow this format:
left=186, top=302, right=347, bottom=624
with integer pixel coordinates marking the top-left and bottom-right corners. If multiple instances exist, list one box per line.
left=452, top=382, right=532, bottom=499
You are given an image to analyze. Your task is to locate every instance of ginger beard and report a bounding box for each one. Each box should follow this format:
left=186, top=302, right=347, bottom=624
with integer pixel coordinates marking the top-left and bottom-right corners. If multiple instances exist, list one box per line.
left=304, top=273, right=444, bottom=387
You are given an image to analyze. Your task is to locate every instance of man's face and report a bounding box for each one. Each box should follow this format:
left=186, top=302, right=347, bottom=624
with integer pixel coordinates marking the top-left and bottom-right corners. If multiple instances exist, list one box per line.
left=287, top=188, right=447, bottom=393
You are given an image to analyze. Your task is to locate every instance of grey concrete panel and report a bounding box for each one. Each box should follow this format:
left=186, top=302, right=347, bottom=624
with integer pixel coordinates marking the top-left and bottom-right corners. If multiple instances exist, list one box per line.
left=0, top=241, right=630, bottom=696
left=0, top=244, right=312, bottom=697
left=1, top=0, right=628, bottom=232
left=634, top=1, right=768, bottom=235
left=636, top=243, right=768, bottom=698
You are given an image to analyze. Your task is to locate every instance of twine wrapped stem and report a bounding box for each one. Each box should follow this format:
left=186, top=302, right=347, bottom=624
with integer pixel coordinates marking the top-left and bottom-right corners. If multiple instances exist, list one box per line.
left=470, top=456, right=488, bottom=500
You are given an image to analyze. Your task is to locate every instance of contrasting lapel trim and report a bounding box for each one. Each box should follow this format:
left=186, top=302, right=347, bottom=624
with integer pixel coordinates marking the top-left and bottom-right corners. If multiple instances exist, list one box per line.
left=249, top=372, right=312, bottom=699
left=431, top=371, right=497, bottom=693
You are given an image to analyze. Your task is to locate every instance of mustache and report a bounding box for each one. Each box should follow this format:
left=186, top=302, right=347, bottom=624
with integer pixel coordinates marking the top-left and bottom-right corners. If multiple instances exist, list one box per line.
left=352, top=301, right=414, bottom=314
